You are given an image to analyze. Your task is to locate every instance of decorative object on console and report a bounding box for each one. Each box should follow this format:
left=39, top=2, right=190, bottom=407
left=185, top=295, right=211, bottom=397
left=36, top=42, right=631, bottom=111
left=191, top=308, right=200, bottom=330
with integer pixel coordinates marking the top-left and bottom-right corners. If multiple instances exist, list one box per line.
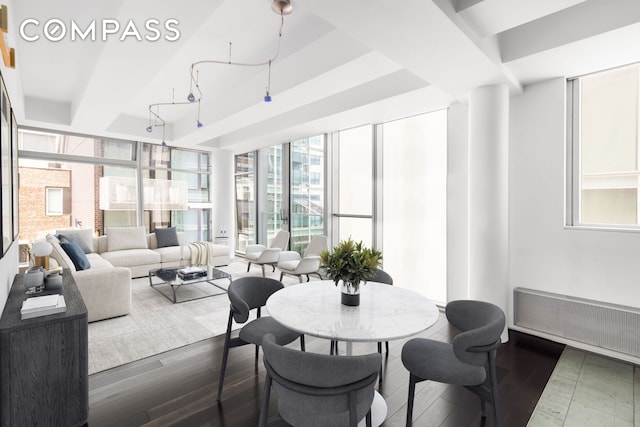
left=20, top=294, right=66, bottom=320
left=320, top=238, right=382, bottom=307
left=44, top=271, right=63, bottom=291
left=23, top=266, right=45, bottom=294
left=31, top=240, right=53, bottom=270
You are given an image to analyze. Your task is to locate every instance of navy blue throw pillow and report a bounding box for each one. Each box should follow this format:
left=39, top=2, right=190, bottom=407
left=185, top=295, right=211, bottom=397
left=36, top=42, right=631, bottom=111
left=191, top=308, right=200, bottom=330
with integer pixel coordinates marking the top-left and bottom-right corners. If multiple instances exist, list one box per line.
left=60, top=241, right=91, bottom=271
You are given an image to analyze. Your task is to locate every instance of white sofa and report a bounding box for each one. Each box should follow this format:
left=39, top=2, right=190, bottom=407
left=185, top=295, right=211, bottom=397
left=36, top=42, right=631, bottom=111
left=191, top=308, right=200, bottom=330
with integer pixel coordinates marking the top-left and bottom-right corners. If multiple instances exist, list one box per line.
left=46, top=227, right=230, bottom=322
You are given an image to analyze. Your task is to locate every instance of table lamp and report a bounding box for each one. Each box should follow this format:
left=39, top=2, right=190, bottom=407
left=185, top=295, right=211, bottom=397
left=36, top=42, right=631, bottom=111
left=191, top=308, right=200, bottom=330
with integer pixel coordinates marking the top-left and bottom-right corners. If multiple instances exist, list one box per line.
left=31, top=240, right=53, bottom=271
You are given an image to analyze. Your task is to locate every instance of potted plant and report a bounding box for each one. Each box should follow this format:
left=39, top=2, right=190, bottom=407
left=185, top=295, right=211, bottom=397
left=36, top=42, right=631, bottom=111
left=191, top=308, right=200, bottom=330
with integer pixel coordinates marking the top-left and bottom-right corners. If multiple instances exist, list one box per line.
left=320, top=237, right=382, bottom=306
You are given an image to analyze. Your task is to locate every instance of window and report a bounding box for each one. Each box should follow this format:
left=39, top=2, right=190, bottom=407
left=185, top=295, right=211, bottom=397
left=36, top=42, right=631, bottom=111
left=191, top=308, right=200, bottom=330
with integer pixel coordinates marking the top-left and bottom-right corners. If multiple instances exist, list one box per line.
left=568, top=63, right=640, bottom=228
left=46, top=188, right=64, bottom=215
left=141, top=143, right=212, bottom=241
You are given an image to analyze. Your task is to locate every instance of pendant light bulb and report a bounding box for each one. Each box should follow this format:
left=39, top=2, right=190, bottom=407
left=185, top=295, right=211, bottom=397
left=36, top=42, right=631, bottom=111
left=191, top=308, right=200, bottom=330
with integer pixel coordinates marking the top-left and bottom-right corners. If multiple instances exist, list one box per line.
left=187, top=92, right=196, bottom=102
left=146, top=125, right=153, bottom=133
left=197, top=121, right=203, bottom=128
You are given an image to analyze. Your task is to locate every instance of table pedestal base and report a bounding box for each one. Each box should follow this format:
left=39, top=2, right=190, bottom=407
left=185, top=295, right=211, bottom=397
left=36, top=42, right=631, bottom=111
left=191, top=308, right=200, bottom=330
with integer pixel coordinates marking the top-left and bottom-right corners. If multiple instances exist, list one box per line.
left=358, top=391, right=387, bottom=427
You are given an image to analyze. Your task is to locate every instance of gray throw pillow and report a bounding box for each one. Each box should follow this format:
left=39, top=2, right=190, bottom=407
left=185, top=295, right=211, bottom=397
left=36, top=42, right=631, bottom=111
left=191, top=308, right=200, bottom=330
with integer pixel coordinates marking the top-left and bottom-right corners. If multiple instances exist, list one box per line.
left=58, top=233, right=92, bottom=254
left=155, top=227, right=180, bottom=248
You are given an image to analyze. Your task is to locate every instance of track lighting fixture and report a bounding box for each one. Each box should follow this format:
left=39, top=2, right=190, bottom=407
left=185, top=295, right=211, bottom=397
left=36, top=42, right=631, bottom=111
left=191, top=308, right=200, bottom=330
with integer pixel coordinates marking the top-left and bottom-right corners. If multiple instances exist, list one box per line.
left=145, top=0, right=294, bottom=138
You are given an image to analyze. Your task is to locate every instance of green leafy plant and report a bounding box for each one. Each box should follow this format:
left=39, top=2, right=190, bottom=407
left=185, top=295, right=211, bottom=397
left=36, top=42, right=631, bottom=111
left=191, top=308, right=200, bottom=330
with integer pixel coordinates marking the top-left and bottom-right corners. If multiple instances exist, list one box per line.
left=320, top=237, right=382, bottom=291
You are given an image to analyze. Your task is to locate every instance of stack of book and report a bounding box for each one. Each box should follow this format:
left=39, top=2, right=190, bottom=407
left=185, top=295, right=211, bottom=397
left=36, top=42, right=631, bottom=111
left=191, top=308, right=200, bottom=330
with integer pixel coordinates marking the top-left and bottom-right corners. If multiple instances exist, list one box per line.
left=177, top=266, right=208, bottom=281
left=20, top=294, right=67, bottom=320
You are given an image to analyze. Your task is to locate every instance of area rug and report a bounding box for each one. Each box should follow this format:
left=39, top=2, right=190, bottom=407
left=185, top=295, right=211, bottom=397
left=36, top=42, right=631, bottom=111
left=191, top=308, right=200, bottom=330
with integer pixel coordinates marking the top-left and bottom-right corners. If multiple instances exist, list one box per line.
left=87, top=259, right=305, bottom=374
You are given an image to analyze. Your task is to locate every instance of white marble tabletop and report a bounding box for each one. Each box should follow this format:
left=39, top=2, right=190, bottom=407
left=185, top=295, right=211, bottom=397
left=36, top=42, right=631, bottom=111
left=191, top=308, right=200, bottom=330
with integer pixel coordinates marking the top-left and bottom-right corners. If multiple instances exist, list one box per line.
left=266, top=281, right=440, bottom=343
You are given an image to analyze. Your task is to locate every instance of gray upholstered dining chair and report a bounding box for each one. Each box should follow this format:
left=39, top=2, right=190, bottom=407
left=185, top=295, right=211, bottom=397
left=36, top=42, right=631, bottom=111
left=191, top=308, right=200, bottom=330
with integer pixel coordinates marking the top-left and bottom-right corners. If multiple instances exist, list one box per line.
left=401, top=300, right=505, bottom=427
left=217, top=277, right=304, bottom=401
left=259, top=333, right=382, bottom=427
left=246, top=230, right=290, bottom=277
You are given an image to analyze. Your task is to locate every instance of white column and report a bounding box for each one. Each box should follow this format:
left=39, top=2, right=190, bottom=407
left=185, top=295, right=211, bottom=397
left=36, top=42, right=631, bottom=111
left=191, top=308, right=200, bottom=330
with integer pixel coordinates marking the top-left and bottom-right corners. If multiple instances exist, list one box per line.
left=468, top=85, right=509, bottom=338
left=211, top=149, right=235, bottom=256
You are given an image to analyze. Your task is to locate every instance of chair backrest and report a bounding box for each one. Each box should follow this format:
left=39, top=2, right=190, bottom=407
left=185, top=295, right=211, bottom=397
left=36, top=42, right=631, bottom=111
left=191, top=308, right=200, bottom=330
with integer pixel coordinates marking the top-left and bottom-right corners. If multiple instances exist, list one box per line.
left=446, top=300, right=505, bottom=367
left=270, top=230, right=290, bottom=250
left=228, top=277, right=284, bottom=323
left=262, top=334, right=381, bottom=427
left=303, top=235, right=327, bottom=258
left=369, top=268, right=393, bottom=285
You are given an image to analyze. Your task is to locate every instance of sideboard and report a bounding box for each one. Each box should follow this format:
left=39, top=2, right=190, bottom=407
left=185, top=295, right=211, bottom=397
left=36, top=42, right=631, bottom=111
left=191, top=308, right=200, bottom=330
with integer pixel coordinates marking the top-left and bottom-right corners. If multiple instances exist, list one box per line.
left=0, top=270, right=88, bottom=427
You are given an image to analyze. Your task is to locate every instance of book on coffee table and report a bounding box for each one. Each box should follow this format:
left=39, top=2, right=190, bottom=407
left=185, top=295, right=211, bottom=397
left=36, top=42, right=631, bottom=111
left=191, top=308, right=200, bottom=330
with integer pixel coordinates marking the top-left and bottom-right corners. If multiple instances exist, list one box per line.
left=20, top=294, right=67, bottom=320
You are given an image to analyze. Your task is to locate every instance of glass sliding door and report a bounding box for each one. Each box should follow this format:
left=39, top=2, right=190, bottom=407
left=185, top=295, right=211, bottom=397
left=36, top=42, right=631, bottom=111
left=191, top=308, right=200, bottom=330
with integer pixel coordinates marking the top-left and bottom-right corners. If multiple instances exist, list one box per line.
left=259, top=145, right=288, bottom=247
left=290, top=135, right=325, bottom=254
left=235, top=152, right=256, bottom=253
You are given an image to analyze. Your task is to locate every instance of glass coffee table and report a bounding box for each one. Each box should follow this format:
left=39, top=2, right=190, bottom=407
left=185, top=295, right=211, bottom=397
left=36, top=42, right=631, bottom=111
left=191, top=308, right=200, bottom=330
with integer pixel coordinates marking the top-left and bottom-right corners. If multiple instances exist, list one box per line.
left=149, top=266, right=232, bottom=303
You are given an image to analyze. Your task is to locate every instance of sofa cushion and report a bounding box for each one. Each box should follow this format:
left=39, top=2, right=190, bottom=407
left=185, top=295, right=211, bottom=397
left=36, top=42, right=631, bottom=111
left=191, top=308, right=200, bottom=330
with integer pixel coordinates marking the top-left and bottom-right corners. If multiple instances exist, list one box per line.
left=155, top=227, right=179, bottom=248
left=47, top=234, right=74, bottom=271
left=58, top=233, right=92, bottom=254
left=100, top=248, right=160, bottom=268
left=61, top=241, right=91, bottom=271
left=56, top=228, right=94, bottom=253
left=107, top=227, right=148, bottom=251
left=86, top=253, right=114, bottom=269
left=155, top=246, right=188, bottom=263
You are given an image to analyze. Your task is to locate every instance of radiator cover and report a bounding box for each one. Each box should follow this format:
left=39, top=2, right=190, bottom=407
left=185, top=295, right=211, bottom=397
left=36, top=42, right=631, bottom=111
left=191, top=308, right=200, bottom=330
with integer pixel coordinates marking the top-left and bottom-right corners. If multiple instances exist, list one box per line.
left=514, top=287, right=640, bottom=358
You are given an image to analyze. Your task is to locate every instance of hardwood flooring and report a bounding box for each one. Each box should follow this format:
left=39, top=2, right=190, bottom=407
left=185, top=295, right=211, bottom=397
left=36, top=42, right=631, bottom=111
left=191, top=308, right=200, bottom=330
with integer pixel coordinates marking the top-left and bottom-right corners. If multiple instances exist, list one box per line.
left=88, top=317, right=564, bottom=427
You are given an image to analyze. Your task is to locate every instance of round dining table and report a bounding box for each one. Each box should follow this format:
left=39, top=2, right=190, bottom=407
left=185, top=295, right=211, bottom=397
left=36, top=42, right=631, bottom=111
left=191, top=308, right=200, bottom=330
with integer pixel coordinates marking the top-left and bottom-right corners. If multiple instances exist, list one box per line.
left=265, top=280, right=440, bottom=427
left=266, top=280, right=440, bottom=355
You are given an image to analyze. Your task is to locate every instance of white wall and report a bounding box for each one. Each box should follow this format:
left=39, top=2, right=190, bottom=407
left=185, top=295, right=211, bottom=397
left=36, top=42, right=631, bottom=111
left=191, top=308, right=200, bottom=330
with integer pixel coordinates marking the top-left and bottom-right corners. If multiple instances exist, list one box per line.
left=0, top=243, right=19, bottom=312
left=509, top=78, right=640, bottom=326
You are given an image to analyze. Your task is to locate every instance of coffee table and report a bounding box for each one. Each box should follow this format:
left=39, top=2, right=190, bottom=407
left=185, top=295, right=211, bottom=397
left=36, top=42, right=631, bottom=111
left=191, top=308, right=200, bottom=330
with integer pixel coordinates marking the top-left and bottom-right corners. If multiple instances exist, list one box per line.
left=148, top=266, right=232, bottom=303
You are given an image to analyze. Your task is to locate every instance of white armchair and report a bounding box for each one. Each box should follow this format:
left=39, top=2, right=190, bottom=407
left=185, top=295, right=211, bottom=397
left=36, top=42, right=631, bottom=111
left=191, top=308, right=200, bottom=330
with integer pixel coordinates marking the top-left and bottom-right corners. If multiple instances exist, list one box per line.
left=277, top=235, right=327, bottom=282
left=245, top=230, right=290, bottom=277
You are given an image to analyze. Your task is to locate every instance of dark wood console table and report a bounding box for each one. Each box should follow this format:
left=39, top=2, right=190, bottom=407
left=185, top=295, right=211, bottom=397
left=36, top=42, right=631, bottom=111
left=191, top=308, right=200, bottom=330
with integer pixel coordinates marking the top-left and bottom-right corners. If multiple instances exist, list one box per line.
left=0, top=270, right=88, bottom=427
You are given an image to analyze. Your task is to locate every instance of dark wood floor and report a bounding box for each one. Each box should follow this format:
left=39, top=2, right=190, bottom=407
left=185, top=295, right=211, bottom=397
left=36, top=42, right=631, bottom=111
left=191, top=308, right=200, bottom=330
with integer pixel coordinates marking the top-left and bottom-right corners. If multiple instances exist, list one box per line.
left=87, top=318, right=564, bottom=427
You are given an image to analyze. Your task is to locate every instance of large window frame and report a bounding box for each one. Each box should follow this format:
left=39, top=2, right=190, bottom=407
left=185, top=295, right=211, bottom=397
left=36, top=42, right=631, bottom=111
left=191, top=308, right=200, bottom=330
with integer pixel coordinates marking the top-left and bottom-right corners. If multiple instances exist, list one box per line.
left=567, top=63, right=640, bottom=230
left=18, top=127, right=213, bottom=244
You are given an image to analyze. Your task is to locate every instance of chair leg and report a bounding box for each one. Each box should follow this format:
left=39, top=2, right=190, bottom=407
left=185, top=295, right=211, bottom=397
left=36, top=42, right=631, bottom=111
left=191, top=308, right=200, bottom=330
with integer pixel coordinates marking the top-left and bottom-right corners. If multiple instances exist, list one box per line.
left=306, top=274, right=310, bottom=282
left=279, top=272, right=284, bottom=281
left=366, top=410, right=372, bottom=427
left=255, top=344, right=260, bottom=365
left=406, top=374, right=417, bottom=427
left=258, top=374, right=272, bottom=427
left=272, top=264, right=276, bottom=272
left=377, top=342, right=382, bottom=354
left=217, top=312, right=234, bottom=402
left=330, top=340, right=335, bottom=355
left=300, top=335, right=305, bottom=351
left=385, top=341, right=389, bottom=356
left=298, top=275, right=303, bottom=283
left=488, top=349, right=501, bottom=427
left=247, top=262, right=251, bottom=272
left=261, top=265, right=266, bottom=277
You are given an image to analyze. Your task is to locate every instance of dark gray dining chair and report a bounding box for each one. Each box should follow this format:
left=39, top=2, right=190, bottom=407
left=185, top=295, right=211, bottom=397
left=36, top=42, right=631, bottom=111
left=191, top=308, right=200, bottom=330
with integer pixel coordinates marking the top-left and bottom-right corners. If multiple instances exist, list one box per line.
left=259, top=333, right=382, bottom=427
left=401, top=300, right=505, bottom=427
left=217, top=277, right=305, bottom=401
